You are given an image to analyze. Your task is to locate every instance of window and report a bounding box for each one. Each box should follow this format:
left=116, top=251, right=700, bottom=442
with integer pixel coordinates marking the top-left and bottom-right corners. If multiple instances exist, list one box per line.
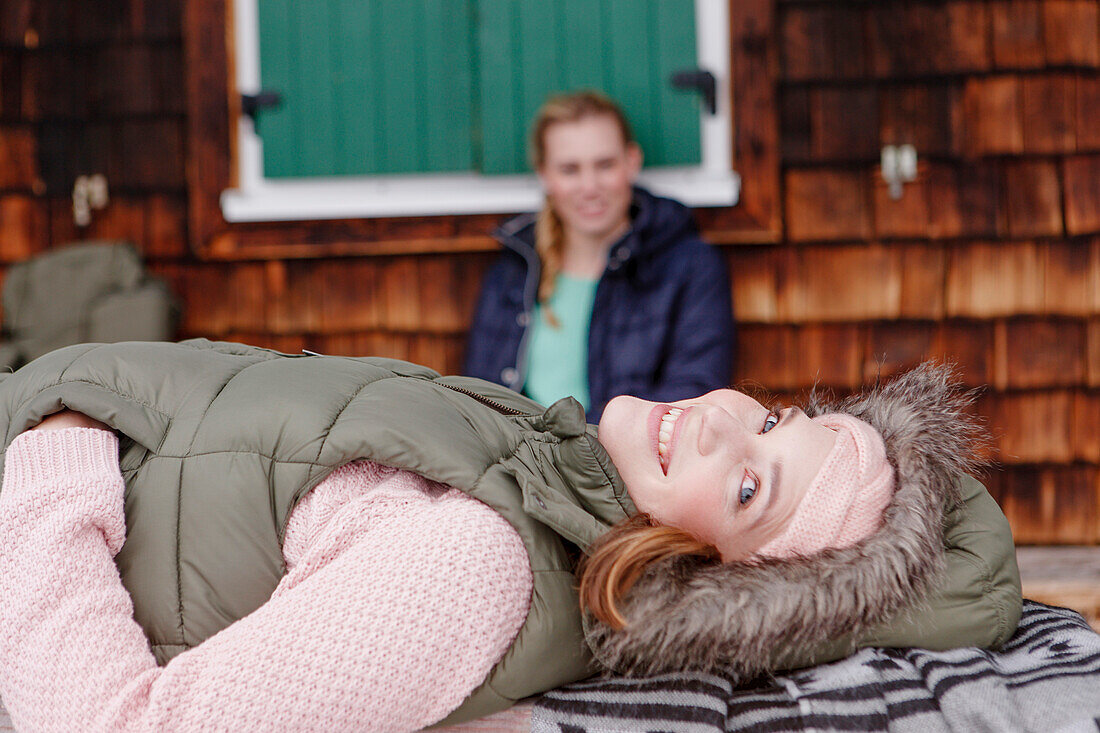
left=222, top=0, right=738, bottom=222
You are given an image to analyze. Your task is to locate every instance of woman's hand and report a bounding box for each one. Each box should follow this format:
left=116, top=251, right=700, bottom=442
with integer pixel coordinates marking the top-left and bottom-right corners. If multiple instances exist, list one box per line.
left=31, top=410, right=112, bottom=433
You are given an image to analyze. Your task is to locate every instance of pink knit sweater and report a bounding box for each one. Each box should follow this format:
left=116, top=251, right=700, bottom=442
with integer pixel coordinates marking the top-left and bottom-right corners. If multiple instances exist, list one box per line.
left=0, top=428, right=533, bottom=731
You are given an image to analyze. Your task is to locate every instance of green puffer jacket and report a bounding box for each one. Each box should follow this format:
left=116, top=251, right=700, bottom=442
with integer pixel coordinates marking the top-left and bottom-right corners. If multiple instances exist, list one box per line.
left=0, top=340, right=1022, bottom=724
left=0, top=339, right=634, bottom=724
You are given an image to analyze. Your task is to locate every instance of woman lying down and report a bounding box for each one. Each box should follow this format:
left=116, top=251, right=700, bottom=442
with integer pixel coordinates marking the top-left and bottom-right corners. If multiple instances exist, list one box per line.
left=0, top=340, right=1019, bottom=731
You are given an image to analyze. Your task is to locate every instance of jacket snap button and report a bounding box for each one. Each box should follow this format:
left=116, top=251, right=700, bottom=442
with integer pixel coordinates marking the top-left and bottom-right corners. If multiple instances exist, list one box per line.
left=535, top=496, right=547, bottom=510
left=516, top=312, right=529, bottom=327
left=501, top=367, right=518, bottom=385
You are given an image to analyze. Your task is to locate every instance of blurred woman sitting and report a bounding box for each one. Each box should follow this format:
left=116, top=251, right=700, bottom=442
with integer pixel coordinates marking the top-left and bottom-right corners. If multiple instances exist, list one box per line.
left=465, top=90, right=735, bottom=422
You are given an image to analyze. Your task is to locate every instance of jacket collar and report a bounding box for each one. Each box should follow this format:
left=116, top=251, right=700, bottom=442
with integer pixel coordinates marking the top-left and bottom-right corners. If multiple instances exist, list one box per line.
left=584, top=363, right=984, bottom=680
left=493, top=186, right=697, bottom=279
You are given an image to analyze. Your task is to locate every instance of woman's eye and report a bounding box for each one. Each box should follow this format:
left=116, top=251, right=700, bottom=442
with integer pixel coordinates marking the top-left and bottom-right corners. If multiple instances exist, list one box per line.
left=761, top=411, right=779, bottom=434
left=739, top=473, right=758, bottom=505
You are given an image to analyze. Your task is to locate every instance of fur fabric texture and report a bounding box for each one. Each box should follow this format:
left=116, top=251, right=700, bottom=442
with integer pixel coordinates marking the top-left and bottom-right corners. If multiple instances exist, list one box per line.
left=584, top=362, right=987, bottom=679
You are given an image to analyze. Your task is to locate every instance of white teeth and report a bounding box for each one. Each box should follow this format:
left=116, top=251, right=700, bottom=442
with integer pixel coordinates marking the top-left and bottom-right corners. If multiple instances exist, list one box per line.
left=657, top=407, right=684, bottom=469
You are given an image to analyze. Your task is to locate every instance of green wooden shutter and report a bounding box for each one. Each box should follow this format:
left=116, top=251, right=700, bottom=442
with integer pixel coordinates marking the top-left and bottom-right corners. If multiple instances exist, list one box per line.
left=476, top=0, right=701, bottom=175
left=258, top=0, right=475, bottom=178
left=255, top=0, right=699, bottom=179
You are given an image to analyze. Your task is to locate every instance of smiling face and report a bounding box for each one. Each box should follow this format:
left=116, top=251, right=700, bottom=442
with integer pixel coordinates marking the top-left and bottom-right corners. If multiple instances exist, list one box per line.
left=537, top=114, right=642, bottom=249
left=597, top=389, right=838, bottom=561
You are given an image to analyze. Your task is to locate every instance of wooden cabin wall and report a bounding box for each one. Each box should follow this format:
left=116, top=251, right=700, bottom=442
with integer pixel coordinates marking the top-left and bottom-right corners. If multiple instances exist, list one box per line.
left=759, top=0, right=1100, bottom=544
left=1, top=0, right=1099, bottom=543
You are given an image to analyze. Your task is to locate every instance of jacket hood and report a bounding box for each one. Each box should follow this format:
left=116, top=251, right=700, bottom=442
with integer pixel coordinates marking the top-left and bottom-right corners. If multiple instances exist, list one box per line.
left=584, top=362, right=987, bottom=679
left=493, top=186, right=697, bottom=265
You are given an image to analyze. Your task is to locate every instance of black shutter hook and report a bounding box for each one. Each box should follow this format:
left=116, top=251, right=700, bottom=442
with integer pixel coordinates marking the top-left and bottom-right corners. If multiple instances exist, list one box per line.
left=669, top=69, right=716, bottom=115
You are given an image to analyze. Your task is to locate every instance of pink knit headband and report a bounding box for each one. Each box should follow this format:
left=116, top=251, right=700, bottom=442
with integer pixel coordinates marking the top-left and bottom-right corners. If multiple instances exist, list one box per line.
left=755, top=413, right=894, bottom=560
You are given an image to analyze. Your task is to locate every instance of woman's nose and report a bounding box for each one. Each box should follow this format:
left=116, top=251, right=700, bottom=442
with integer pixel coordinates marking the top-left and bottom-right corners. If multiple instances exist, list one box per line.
left=577, top=169, right=600, bottom=194
left=697, top=406, right=750, bottom=457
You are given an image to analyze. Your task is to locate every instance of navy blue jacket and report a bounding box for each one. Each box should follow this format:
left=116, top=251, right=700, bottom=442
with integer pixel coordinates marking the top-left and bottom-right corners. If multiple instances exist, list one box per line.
left=464, top=186, right=735, bottom=422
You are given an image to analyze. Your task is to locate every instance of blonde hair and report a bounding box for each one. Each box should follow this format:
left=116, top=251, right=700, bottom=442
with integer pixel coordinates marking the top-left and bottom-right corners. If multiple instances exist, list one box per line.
left=529, top=91, right=636, bottom=327
left=577, top=513, right=719, bottom=629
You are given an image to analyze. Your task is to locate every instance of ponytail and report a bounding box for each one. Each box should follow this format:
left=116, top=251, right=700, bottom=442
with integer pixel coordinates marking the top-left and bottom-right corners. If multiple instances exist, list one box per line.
left=534, top=200, right=564, bottom=328
left=577, top=514, right=719, bottom=629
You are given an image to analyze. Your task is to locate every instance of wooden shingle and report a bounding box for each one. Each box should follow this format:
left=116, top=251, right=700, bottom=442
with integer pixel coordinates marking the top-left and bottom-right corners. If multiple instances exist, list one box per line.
left=873, top=169, right=932, bottom=240
left=946, top=241, right=1043, bottom=317
left=0, top=195, right=46, bottom=262
left=1042, top=240, right=1098, bottom=315
left=738, top=324, right=866, bottom=391
left=738, top=325, right=865, bottom=390
left=172, top=263, right=231, bottom=336
left=118, top=119, right=185, bottom=189
left=799, top=324, right=864, bottom=388
left=133, top=0, right=183, bottom=38
left=880, top=84, right=961, bottom=158
left=1001, top=466, right=1099, bottom=545
left=1021, top=75, right=1077, bottom=154
left=1089, top=318, right=1100, bottom=387
left=733, top=325, right=801, bottom=391
left=46, top=196, right=77, bottom=247
left=1074, top=391, right=1100, bottom=463
left=987, top=390, right=1076, bottom=464
left=994, top=467, right=1057, bottom=545
left=727, top=246, right=787, bottom=324
left=864, top=321, right=935, bottom=380
left=781, top=6, right=866, bottom=81
left=91, top=46, right=153, bottom=116
left=264, top=260, right=323, bottom=335
left=781, top=87, right=812, bottom=163
left=375, top=215, right=455, bottom=243
left=868, top=2, right=989, bottom=77
left=1003, top=159, right=1064, bottom=238
left=867, top=322, right=998, bottom=386
left=789, top=244, right=901, bottom=322
left=998, top=319, right=1087, bottom=388
left=811, top=87, right=879, bottom=162
left=0, top=0, right=33, bottom=45
left=931, top=322, right=996, bottom=386
left=1042, top=467, right=1099, bottom=544
left=1064, top=155, right=1100, bottom=234
left=408, top=334, right=465, bottom=376
left=417, top=257, right=467, bottom=333
left=1078, top=73, right=1100, bottom=151
left=454, top=254, right=492, bottom=327
left=785, top=169, right=871, bottom=242
left=228, top=262, right=267, bottom=333
left=0, top=50, right=24, bottom=119
left=962, top=77, right=1024, bottom=156
left=27, top=49, right=72, bottom=119
left=951, top=163, right=1003, bottom=237
left=991, top=0, right=1046, bottom=69
left=1044, top=0, right=1100, bottom=67
left=144, top=194, right=187, bottom=259
left=378, top=258, right=422, bottom=332
left=317, top=259, right=382, bottom=333
left=0, top=125, right=37, bottom=189
left=899, top=243, right=947, bottom=318
left=82, top=196, right=146, bottom=248
left=942, top=1, right=993, bottom=73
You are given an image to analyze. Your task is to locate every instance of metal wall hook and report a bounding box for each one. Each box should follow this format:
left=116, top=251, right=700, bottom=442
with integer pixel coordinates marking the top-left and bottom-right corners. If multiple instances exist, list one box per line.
left=881, top=144, right=917, bottom=200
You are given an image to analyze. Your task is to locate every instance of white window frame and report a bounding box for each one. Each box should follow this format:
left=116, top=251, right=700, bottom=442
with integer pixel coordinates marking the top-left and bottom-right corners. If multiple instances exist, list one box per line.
left=221, top=0, right=740, bottom=222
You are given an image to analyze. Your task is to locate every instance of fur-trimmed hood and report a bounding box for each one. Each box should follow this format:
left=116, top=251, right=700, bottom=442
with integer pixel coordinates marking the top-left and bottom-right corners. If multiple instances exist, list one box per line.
left=584, top=363, right=987, bottom=679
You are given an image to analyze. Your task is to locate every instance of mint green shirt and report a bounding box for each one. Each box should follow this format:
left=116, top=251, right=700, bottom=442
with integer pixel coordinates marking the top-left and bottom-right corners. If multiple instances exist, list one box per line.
left=523, top=273, right=599, bottom=410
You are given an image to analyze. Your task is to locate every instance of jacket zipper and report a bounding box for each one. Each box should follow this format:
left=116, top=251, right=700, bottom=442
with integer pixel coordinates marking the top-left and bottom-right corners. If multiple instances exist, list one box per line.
left=440, top=382, right=531, bottom=416
left=497, top=225, right=540, bottom=391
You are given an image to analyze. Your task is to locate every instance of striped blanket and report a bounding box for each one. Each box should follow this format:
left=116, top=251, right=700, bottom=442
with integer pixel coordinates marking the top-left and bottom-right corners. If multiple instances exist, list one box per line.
left=533, top=601, right=1100, bottom=732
